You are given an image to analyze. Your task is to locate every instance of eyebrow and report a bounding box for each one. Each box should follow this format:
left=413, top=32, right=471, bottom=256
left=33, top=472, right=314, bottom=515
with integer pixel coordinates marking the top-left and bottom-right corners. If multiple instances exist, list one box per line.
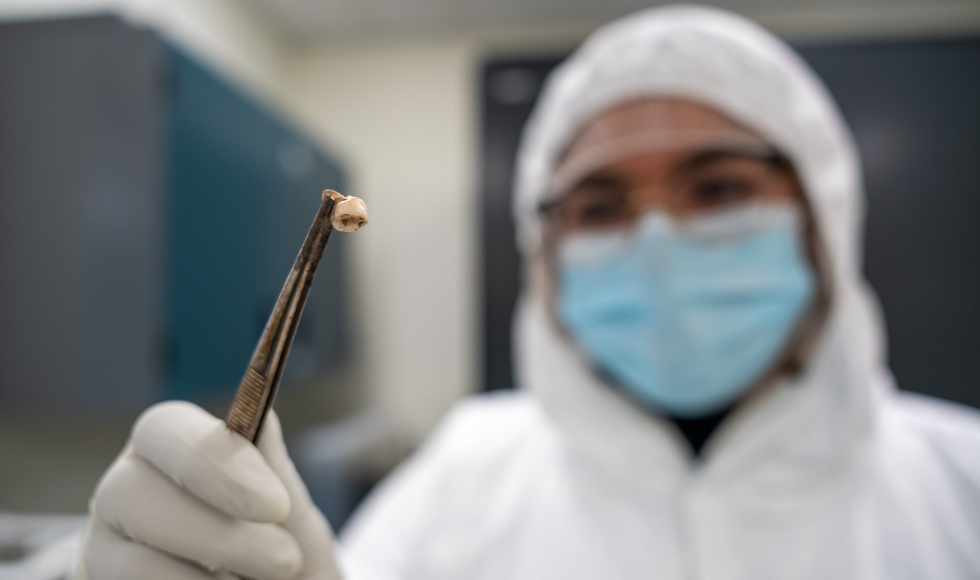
left=573, top=174, right=626, bottom=189
left=675, top=146, right=786, bottom=175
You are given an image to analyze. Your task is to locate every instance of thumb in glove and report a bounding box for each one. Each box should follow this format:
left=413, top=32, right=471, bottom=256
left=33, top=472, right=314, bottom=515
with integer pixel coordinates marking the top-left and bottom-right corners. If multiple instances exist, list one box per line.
left=256, top=411, right=345, bottom=580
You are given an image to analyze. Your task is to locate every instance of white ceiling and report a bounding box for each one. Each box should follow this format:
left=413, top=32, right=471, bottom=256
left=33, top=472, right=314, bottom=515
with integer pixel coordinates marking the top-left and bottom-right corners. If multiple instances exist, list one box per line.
left=243, top=0, right=975, bottom=45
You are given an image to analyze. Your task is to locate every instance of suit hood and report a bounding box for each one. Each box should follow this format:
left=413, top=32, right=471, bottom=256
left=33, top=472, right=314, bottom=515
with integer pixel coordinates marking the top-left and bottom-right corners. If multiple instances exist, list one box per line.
left=511, top=4, right=894, bottom=486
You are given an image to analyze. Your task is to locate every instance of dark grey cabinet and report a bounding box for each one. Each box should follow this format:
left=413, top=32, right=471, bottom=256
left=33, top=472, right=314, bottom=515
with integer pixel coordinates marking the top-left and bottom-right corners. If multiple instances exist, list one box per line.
left=0, top=15, right=349, bottom=415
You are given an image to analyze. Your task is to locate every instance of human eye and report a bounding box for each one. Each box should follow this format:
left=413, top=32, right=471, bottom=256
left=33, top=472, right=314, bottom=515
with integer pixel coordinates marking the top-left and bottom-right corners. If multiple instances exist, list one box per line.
left=560, top=184, right=632, bottom=231
left=676, top=158, right=776, bottom=212
left=689, top=176, right=757, bottom=205
left=576, top=196, right=629, bottom=223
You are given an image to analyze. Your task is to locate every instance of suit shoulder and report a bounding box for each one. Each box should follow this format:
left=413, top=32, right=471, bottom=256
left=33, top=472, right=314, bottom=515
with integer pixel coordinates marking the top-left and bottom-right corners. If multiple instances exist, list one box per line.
left=883, top=392, right=980, bottom=485
left=889, top=392, right=980, bottom=442
left=424, top=390, right=552, bottom=464
left=339, top=391, right=553, bottom=559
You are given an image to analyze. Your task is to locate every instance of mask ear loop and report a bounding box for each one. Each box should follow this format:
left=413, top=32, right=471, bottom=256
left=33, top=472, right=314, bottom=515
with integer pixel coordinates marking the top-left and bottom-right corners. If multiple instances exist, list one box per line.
left=535, top=200, right=577, bottom=344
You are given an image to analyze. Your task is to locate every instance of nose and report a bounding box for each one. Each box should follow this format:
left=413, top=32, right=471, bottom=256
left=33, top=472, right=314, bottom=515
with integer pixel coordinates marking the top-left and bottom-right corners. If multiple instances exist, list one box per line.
left=628, top=185, right=671, bottom=214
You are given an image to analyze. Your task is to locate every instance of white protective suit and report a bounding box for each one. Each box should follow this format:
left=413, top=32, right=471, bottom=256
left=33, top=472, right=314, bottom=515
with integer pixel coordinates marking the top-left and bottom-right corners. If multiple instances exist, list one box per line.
left=339, top=5, right=980, bottom=580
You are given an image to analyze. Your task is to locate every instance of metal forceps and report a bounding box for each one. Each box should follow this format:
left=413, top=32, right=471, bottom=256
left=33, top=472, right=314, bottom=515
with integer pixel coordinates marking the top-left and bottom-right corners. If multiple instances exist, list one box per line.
left=225, top=190, right=364, bottom=443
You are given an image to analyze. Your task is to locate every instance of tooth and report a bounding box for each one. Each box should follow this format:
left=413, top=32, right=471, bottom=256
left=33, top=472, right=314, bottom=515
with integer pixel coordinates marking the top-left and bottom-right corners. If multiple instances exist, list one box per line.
left=321, top=190, right=369, bottom=232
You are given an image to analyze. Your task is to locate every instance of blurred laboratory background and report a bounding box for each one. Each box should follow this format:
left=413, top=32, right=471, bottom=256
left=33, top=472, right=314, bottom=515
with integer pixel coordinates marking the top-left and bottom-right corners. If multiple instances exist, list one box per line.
left=0, top=0, right=978, bottom=572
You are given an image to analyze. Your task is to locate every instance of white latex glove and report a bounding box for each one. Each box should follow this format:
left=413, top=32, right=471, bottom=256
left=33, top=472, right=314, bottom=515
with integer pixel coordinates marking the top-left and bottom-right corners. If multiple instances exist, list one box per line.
left=72, top=401, right=344, bottom=580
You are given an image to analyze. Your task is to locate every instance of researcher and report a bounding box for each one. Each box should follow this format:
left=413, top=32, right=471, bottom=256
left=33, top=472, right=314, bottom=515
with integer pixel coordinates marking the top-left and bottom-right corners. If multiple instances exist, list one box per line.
left=72, top=5, right=980, bottom=580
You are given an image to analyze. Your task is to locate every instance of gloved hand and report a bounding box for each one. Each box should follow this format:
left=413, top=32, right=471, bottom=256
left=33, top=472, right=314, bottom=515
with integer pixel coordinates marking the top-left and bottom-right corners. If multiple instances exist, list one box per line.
left=72, top=400, right=344, bottom=580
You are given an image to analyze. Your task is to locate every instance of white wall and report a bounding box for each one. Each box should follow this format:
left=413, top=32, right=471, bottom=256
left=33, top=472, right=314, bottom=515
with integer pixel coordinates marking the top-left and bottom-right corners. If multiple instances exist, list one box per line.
left=285, top=28, right=592, bottom=443
left=290, top=41, right=479, bottom=442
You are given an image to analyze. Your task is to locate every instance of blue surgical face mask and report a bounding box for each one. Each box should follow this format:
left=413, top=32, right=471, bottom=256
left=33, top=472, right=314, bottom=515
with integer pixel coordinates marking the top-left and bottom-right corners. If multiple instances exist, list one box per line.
left=557, top=203, right=815, bottom=418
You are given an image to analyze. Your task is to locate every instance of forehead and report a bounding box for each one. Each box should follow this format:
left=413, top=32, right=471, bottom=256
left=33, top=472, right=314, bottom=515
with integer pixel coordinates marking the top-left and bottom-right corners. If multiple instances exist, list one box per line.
left=572, top=98, right=757, bottom=145
left=588, top=148, right=746, bottom=185
left=548, top=97, right=770, bottom=197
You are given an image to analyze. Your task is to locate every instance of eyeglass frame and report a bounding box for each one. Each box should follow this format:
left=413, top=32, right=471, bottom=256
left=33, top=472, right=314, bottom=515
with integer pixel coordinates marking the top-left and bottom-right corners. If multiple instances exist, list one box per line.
left=537, top=145, right=798, bottom=235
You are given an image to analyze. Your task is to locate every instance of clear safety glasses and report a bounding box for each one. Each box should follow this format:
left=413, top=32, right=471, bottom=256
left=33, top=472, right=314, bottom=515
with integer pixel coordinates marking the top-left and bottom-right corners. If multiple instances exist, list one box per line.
left=539, top=147, right=796, bottom=235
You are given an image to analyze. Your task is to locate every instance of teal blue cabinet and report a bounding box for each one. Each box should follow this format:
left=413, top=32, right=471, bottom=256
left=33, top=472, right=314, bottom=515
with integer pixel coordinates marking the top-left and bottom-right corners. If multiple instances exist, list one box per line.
left=166, top=49, right=347, bottom=401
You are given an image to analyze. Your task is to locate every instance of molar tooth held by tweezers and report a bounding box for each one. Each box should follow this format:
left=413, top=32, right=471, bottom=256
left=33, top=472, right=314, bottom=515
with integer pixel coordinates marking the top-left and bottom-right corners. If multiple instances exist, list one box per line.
left=323, top=189, right=369, bottom=232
